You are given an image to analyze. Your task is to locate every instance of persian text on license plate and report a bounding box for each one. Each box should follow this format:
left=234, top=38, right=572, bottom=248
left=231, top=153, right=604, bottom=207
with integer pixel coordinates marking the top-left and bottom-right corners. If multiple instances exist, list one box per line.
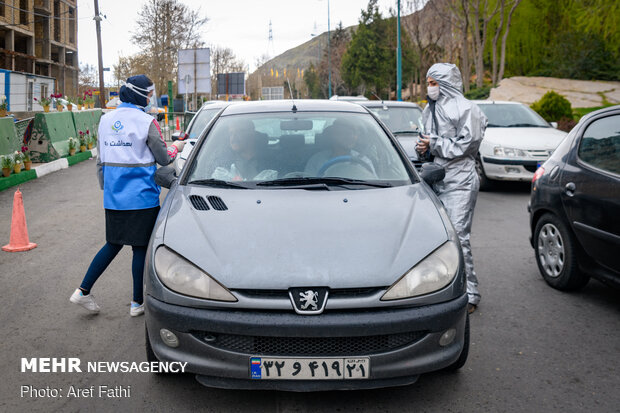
left=250, top=357, right=369, bottom=380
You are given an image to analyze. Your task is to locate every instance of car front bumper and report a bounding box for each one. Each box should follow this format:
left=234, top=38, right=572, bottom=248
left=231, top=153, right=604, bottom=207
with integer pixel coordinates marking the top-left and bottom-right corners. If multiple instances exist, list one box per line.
left=145, top=293, right=468, bottom=391
left=482, top=156, right=544, bottom=181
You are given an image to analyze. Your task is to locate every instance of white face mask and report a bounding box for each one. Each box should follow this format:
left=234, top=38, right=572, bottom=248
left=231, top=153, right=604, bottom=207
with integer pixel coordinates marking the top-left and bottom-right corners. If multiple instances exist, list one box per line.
left=427, top=85, right=440, bottom=101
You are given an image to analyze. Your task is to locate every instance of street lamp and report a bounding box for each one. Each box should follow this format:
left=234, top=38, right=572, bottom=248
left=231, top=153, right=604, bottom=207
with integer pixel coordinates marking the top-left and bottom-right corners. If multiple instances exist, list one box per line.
left=318, top=0, right=331, bottom=98
left=327, top=0, right=331, bottom=98
left=397, top=0, right=402, bottom=101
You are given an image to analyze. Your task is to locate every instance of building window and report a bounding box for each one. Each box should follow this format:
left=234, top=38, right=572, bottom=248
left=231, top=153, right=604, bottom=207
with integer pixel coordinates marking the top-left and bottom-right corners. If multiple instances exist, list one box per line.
left=0, top=4, right=5, bottom=17
left=54, top=1, right=61, bottom=42
left=20, top=0, right=29, bottom=25
left=41, top=84, right=49, bottom=101
left=69, top=8, right=75, bottom=44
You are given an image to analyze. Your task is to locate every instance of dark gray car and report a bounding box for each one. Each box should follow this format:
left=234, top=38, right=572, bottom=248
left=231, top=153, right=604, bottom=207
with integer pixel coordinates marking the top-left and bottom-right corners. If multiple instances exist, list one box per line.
left=146, top=99, right=468, bottom=390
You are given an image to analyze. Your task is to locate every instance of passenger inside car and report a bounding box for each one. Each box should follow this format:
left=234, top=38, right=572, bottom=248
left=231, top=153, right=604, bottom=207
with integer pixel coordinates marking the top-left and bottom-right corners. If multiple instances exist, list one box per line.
left=304, top=120, right=377, bottom=178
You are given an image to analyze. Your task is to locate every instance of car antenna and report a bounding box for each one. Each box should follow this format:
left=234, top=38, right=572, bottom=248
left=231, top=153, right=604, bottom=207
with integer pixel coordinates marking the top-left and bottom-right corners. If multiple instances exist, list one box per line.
left=371, top=92, right=387, bottom=110
left=286, top=78, right=297, bottom=112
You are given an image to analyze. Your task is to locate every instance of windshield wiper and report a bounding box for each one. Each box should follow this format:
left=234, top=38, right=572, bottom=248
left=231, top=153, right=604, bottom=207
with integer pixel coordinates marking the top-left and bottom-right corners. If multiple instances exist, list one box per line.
left=505, top=123, right=547, bottom=128
left=187, top=179, right=249, bottom=189
left=392, top=130, right=420, bottom=134
left=256, top=177, right=393, bottom=188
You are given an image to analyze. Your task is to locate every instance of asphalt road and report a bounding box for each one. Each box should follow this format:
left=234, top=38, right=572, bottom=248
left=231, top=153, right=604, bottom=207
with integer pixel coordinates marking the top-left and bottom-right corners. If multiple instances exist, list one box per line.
left=1, top=159, right=619, bottom=412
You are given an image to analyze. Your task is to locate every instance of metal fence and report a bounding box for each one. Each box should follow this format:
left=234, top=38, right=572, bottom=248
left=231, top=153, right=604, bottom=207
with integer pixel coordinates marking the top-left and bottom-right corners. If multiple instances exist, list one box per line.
left=158, top=111, right=196, bottom=142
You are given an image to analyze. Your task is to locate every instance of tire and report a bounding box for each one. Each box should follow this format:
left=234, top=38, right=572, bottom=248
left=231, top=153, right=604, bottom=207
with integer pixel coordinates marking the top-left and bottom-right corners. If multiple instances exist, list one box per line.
left=475, top=154, right=494, bottom=191
left=534, top=213, right=589, bottom=291
left=445, top=314, right=469, bottom=371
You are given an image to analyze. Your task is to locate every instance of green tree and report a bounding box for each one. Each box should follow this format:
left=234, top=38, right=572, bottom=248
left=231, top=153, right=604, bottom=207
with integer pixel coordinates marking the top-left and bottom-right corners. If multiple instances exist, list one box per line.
left=503, top=0, right=619, bottom=80
left=303, top=63, right=324, bottom=99
left=341, top=0, right=392, bottom=98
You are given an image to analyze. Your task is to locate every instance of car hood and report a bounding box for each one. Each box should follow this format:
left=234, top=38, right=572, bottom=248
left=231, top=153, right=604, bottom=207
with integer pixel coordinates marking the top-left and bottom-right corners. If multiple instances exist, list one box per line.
left=162, top=184, right=449, bottom=290
left=484, top=127, right=567, bottom=150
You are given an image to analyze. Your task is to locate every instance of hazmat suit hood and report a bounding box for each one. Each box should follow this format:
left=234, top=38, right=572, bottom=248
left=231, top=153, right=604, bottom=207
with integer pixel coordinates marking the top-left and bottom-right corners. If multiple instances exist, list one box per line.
left=427, top=63, right=463, bottom=100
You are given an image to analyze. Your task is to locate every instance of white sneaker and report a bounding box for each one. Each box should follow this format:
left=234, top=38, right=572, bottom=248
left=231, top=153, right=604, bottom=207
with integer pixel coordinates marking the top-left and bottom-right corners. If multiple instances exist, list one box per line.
left=130, top=301, right=144, bottom=317
left=70, top=289, right=100, bottom=313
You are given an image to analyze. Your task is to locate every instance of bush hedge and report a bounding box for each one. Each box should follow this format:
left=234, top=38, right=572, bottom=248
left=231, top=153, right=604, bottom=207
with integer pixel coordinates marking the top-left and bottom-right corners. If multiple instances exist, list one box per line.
left=531, top=91, right=573, bottom=122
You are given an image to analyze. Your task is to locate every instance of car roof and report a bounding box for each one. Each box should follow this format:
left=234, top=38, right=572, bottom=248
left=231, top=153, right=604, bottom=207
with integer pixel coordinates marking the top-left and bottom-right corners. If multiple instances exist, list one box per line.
left=199, top=100, right=232, bottom=110
left=473, top=100, right=525, bottom=105
left=579, top=104, right=620, bottom=122
left=220, top=99, right=368, bottom=116
left=329, top=95, right=369, bottom=101
left=359, top=100, right=422, bottom=109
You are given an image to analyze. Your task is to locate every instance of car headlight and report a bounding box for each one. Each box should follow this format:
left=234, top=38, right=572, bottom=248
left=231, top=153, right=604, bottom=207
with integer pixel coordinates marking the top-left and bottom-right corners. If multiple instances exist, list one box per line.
left=494, top=146, right=528, bottom=157
left=381, top=241, right=460, bottom=300
left=154, top=246, right=237, bottom=301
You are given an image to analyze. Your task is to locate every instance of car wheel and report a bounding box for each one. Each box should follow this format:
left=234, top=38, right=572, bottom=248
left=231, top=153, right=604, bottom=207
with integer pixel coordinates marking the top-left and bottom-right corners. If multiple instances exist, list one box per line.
left=445, top=314, right=469, bottom=371
left=475, top=155, right=494, bottom=191
left=534, top=213, right=589, bottom=291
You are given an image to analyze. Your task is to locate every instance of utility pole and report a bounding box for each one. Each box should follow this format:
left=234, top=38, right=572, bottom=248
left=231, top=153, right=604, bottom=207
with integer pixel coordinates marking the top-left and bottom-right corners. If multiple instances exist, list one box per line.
left=327, top=0, right=332, bottom=98
left=397, top=0, right=402, bottom=101
left=93, top=0, right=105, bottom=108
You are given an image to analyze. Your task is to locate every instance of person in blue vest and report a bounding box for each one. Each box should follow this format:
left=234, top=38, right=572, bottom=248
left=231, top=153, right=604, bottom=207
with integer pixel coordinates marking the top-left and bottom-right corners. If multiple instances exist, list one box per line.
left=70, top=75, right=184, bottom=317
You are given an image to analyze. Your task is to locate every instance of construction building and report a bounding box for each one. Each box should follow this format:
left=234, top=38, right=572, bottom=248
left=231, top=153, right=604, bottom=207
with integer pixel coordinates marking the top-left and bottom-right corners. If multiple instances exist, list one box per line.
left=0, top=0, right=78, bottom=101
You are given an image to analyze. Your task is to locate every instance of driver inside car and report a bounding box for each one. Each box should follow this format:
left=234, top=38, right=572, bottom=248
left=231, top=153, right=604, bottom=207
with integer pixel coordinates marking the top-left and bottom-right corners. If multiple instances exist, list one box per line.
left=304, top=120, right=377, bottom=177
left=211, top=120, right=275, bottom=181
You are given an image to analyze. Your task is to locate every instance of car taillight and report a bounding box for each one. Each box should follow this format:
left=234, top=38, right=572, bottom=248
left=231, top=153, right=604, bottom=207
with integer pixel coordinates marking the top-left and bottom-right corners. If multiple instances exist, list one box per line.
left=532, top=166, right=545, bottom=183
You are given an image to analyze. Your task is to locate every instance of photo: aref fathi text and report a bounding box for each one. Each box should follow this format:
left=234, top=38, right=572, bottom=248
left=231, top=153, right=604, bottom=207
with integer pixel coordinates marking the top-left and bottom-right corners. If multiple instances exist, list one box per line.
left=21, top=384, right=132, bottom=399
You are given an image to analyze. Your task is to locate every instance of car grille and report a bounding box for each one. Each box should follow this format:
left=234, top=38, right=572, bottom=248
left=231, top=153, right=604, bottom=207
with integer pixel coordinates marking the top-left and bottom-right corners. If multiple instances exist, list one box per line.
left=192, top=331, right=427, bottom=356
left=526, top=149, right=551, bottom=159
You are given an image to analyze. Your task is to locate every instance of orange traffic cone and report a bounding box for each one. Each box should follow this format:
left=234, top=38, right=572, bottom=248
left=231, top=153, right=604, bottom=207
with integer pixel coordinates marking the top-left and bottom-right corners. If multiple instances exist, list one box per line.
left=175, top=117, right=180, bottom=131
left=2, top=189, right=37, bottom=252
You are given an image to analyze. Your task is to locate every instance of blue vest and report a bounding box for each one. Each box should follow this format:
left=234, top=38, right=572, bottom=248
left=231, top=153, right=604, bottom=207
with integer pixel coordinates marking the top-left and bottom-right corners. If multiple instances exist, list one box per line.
left=98, top=104, right=159, bottom=210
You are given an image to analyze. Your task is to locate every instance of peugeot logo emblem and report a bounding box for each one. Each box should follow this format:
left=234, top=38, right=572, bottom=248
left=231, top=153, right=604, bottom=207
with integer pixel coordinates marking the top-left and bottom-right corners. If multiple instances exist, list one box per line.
left=289, top=287, right=329, bottom=315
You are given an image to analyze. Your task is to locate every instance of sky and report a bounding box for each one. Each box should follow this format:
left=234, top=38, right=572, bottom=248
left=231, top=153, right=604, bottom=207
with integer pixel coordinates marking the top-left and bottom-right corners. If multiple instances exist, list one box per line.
left=77, top=0, right=398, bottom=84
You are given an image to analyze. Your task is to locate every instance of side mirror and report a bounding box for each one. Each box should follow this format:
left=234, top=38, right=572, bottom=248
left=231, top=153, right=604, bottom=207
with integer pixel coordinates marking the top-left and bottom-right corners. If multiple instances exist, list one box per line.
left=550, top=122, right=558, bottom=129
left=155, top=165, right=177, bottom=189
left=419, top=162, right=445, bottom=185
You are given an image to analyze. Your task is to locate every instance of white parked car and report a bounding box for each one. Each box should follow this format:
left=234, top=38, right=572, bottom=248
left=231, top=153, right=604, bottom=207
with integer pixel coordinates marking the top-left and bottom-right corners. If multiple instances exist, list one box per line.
left=173, top=101, right=232, bottom=174
left=474, top=101, right=567, bottom=190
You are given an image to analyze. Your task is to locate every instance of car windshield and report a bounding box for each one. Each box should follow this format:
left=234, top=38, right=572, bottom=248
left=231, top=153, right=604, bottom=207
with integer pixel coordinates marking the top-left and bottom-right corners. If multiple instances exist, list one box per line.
left=186, top=112, right=413, bottom=189
left=367, top=106, right=424, bottom=134
left=187, top=108, right=222, bottom=139
left=478, top=103, right=549, bottom=128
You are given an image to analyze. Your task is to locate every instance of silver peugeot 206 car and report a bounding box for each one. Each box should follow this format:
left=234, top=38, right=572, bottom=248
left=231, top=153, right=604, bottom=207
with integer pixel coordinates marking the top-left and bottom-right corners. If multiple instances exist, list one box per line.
left=146, top=99, right=469, bottom=391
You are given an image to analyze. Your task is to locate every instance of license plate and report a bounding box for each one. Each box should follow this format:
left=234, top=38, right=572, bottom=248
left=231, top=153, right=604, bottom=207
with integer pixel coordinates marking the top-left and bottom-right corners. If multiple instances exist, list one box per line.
left=250, top=357, right=369, bottom=380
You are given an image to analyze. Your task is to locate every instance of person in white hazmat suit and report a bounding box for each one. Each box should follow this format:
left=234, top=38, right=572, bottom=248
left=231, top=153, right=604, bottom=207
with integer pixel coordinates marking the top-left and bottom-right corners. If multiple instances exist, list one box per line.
left=416, top=63, right=487, bottom=314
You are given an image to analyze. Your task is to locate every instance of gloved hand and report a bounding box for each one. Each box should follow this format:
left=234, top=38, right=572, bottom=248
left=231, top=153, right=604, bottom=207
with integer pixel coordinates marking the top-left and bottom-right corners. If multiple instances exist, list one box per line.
left=172, top=140, right=186, bottom=152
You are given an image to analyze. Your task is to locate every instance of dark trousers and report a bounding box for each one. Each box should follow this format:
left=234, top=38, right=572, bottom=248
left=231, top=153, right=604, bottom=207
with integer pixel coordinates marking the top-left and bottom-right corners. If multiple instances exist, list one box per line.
left=80, top=242, right=146, bottom=304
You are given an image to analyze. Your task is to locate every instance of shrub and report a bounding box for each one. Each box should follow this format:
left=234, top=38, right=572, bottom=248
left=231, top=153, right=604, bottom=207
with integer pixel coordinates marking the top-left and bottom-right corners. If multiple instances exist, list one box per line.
left=531, top=91, right=572, bottom=122
left=464, top=85, right=491, bottom=100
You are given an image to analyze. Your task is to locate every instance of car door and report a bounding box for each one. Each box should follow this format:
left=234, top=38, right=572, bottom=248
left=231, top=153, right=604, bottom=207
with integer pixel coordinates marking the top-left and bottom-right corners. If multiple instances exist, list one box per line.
left=560, top=111, right=620, bottom=271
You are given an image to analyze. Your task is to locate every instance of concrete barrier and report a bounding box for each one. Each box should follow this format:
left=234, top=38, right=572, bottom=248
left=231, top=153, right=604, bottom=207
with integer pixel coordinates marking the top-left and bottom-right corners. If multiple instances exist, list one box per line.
left=0, top=117, right=20, bottom=156
left=73, top=109, right=102, bottom=137
left=28, top=112, right=77, bottom=162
